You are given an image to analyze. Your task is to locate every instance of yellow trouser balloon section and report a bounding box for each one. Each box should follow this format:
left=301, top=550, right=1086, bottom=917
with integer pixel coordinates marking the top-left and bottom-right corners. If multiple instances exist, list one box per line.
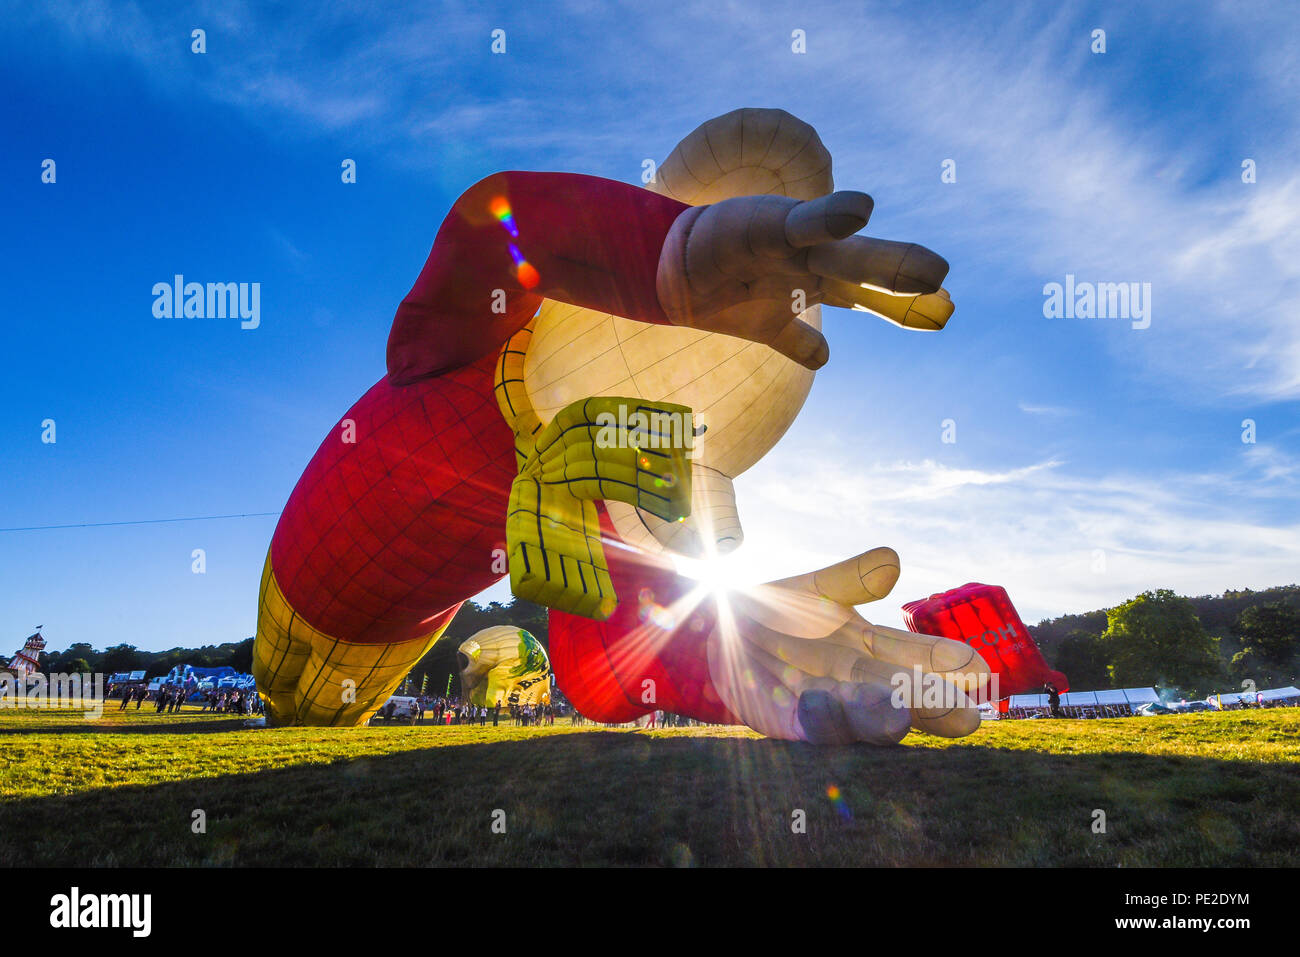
left=505, top=396, right=694, bottom=620
left=253, top=552, right=450, bottom=726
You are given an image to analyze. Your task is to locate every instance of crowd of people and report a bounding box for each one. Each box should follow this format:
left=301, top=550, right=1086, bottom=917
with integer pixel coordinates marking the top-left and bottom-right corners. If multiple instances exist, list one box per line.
left=376, top=695, right=561, bottom=726
left=107, top=683, right=264, bottom=716
left=371, top=694, right=716, bottom=731
left=198, top=688, right=262, bottom=715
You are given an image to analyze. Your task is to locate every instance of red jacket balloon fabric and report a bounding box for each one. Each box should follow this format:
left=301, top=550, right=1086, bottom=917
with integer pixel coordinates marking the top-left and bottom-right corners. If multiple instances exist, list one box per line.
left=901, top=583, right=1067, bottom=705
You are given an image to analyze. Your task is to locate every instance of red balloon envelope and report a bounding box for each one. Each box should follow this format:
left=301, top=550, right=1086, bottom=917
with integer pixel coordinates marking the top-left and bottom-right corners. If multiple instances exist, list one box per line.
left=901, top=583, right=1067, bottom=708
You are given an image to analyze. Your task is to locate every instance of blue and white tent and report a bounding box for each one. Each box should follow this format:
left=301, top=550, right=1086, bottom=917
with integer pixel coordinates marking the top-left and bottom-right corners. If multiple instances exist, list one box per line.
left=1009, top=687, right=1159, bottom=709
left=1209, top=686, right=1300, bottom=707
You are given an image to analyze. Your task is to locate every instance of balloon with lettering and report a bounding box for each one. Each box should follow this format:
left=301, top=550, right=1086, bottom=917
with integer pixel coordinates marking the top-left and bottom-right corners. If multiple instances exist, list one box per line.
left=901, top=583, right=1068, bottom=705
left=254, top=108, right=975, bottom=742
left=457, top=626, right=551, bottom=708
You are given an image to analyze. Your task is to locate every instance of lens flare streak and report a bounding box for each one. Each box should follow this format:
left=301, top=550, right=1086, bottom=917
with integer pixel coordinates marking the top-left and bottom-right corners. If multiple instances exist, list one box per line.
left=489, top=196, right=540, bottom=289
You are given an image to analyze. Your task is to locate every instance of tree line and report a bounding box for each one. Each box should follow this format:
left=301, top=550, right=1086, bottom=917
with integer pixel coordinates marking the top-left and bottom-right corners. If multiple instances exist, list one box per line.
left=28, top=599, right=550, bottom=700
left=1030, top=585, right=1300, bottom=698
left=27, top=588, right=1300, bottom=703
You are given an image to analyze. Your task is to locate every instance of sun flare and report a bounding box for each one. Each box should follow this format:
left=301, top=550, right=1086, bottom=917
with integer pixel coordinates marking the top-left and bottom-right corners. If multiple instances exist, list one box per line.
left=672, top=552, right=761, bottom=598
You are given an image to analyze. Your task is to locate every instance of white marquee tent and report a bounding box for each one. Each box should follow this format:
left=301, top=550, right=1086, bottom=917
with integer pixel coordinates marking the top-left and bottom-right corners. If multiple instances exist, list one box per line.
left=1209, top=686, right=1300, bottom=707
left=1008, top=687, right=1160, bottom=709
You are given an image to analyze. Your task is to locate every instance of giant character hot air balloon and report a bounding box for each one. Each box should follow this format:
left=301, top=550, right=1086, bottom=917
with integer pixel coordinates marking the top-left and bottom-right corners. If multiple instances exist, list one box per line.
left=254, top=108, right=988, bottom=743
left=458, top=626, right=551, bottom=708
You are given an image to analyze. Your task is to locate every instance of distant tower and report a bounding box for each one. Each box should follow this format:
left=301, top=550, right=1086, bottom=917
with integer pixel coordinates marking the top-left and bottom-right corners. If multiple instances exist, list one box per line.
left=6, top=632, right=45, bottom=675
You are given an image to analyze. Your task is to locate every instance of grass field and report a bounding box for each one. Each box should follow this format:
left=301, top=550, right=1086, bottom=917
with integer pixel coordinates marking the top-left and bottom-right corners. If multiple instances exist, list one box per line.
left=2, top=704, right=1296, bottom=867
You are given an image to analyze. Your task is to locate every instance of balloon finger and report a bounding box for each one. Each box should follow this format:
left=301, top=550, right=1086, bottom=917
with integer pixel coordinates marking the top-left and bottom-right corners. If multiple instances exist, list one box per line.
left=864, top=623, right=988, bottom=677
left=910, top=683, right=983, bottom=738
left=807, top=237, right=949, bottom=294
left=742, top=646, right=854, bottom=744
left=766, top=545, right=901, bottom=605
left=833, top=678, right=911, bottom=745
left=784, top=191, right=874, bottom=247
left=730, top=579, right=856, bottom=639
left=768, top=317, right=829, bottom=369
left=739, top=620, right=870, bottom=681
left=822, top=278, right=955, bottom=330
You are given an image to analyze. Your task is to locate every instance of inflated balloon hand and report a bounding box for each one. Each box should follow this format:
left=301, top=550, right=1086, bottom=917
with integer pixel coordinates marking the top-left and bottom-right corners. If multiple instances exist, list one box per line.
left=705, top=548, right=990, bottom=743
left=505, top=395, right=694, bottom=619
left=656, top=191, right=954, bottom=369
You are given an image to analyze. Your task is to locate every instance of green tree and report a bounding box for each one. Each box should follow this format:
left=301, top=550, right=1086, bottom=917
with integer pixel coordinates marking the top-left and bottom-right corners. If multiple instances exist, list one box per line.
left=407, top=599, right=548, bottom=697
left=1235, top=601, right=1300, bottom=668
left=1053, top=630, right=1110, bottom=689
left=63, top=658, right=92, bottom=674
left=229, top=638, right=254, bottom=674
left=43, top=642, right=98, bottom=673
left=100, top=643, right=142, bottom=675
left=1100, top=589, right=1223, bottom=697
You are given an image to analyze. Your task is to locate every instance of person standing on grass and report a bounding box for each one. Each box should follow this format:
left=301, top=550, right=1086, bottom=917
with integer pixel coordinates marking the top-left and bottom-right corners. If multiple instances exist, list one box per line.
left=1045, top=682, right=1062, bottom=718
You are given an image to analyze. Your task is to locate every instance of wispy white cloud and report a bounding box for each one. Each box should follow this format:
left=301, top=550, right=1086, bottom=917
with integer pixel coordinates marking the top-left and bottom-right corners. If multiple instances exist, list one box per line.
left=33, top=0, right=1292, bottom=401
left=723, top=440, right=1300, bottom=629
left=792, top=9, right=1300, bottom=404
left=1018, top=401, right=1076, bottom=417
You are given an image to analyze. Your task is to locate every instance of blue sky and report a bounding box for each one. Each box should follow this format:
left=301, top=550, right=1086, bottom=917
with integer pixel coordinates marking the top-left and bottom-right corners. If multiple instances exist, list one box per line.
left=3, top=0, right=1298, bottom=656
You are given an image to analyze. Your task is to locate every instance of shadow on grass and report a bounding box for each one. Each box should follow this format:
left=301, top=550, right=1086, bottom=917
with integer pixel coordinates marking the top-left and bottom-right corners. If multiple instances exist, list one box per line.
left=3, top=730, right=1295, bottom=867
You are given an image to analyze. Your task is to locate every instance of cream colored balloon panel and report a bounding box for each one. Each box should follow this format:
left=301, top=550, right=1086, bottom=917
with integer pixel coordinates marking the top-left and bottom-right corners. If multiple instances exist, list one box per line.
left=521, top=303, right=632, bottom=400
left=525, top=305, right=818, bottom=479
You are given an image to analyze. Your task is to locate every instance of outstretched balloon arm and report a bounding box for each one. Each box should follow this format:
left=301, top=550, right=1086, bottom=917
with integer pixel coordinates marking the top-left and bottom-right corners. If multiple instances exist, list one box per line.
left=385, top=170, right=955, bottom=385
left=387, top=171, right=687, bottom=385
